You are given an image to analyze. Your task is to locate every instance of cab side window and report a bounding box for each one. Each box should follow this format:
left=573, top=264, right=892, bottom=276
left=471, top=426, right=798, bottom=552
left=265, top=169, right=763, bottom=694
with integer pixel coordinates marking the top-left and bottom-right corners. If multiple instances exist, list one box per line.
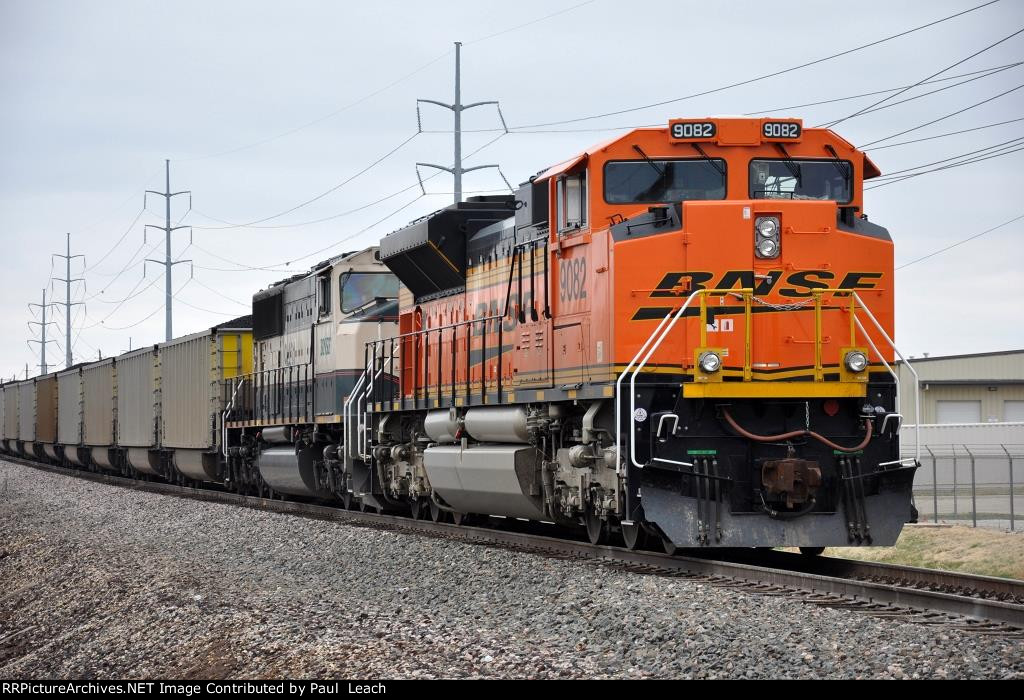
left=557, top=171, right=587, bottom=233
left=317, top=274, right=331, bottom=318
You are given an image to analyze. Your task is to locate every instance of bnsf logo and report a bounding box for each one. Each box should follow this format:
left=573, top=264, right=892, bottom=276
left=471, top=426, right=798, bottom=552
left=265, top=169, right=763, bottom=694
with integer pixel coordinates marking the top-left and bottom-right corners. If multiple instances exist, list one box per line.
left=649, top=270, right=882, bottom=299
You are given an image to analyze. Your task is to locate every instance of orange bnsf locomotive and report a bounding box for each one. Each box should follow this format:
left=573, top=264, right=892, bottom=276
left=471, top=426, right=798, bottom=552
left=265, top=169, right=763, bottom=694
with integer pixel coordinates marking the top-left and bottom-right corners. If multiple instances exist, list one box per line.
left=340, top=116, right=918, bottom=552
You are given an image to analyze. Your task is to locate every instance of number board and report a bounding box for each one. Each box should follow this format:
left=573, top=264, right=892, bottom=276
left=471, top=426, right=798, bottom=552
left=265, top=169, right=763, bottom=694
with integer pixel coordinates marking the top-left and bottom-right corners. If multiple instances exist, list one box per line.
left=761, top=121, right=802, bottom=141
left=669, top=121, right=717, bottom=141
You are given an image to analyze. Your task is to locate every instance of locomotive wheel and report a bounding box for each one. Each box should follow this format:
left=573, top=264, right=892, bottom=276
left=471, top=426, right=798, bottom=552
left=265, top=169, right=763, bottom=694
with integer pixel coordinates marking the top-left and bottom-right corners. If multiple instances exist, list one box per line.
left=621, top=521, right=646, bottom=551
left=585, top=508, right=607, bottom=546
left=662, top=536, right=680, bottom=556
left=799, top=546, right=826, bottom=556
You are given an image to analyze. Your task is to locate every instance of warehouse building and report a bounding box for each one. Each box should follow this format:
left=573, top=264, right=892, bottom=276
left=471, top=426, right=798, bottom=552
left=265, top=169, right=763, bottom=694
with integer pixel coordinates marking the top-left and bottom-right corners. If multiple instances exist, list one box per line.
left=895, top=349, right=1024, bottom=425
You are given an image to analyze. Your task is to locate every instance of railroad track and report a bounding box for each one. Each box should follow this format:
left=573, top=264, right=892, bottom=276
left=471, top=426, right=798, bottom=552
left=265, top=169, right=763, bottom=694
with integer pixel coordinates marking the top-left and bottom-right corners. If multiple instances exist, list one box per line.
left=7, top=456, right=1024, bottom=638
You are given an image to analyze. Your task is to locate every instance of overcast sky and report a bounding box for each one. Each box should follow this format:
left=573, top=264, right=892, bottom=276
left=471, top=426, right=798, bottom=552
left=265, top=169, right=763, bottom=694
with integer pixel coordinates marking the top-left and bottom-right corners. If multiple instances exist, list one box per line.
left=1, top=0, right=1022, bottom=379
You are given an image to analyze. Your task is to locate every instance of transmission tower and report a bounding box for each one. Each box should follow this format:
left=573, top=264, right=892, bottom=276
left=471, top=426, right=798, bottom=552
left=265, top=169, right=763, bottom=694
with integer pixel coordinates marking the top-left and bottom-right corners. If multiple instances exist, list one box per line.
left=145, top=159, right=192, bottom=341
left=51, top=232, right=84, bottom=368
left=416, top=41, right=511, bottom=203
left=28, top=288, right=58, bottom=375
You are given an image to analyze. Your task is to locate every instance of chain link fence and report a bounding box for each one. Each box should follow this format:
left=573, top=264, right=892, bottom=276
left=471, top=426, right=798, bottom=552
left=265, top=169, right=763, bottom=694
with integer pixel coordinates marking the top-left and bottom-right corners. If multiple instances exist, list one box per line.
left=908, top=444, right=1022, bottom=530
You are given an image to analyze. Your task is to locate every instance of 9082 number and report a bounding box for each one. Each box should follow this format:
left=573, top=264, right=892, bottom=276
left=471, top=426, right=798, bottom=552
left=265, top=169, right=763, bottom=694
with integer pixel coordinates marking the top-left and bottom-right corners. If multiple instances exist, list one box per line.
left=670, top=121, right=716, bottom=140
left=762, top=121, right=801, bottom=139
left=560, top=258, right=587, bottom=302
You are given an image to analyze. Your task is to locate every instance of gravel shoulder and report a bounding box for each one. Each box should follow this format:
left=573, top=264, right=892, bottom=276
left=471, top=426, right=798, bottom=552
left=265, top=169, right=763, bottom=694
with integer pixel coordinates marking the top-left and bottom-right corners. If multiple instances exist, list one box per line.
left=1, top=459, right=1022, bottom=680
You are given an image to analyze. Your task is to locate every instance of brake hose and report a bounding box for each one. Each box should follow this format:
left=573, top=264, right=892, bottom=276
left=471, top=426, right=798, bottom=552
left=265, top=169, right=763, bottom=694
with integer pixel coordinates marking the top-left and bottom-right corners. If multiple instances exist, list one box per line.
left=721, top=407, right=873, bottom=453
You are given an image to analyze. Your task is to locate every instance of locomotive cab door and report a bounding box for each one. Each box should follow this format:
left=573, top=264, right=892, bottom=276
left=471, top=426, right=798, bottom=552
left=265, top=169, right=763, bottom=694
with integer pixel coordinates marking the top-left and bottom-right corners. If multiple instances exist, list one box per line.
left=551, top=170, right=595, bottom=387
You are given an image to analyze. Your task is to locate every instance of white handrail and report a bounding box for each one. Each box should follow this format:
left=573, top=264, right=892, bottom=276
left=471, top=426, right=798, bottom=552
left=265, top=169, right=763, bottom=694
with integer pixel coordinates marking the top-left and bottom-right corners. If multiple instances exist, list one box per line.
left=342, top=367, right=369, bottom=476
left=628, top=290, right=702, bottom=469
left=852, top=291, right=921, bottom=465
left=221, top=378, right=244, bottom=459
left=614, top=310, right=674, bottom=474
left=615, top=289, right=918, bottom=472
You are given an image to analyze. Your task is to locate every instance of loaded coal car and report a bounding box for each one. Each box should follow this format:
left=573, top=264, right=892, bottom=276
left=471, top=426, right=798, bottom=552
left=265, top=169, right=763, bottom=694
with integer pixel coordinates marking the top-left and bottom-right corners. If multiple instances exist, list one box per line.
left=156, top=320, right=252, bottom=483
left=56, top=364, right=85, bottom=466
left=11, top=319, right=252, bottom=485
left=33, top=372, right=58, bottom=461
left=350, top=116, right=918, bottom=552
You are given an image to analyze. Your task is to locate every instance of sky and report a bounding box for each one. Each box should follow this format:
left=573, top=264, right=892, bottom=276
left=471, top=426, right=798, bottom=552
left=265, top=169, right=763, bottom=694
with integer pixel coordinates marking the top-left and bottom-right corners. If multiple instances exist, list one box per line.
left=1, top=0, right=1022, bottom=379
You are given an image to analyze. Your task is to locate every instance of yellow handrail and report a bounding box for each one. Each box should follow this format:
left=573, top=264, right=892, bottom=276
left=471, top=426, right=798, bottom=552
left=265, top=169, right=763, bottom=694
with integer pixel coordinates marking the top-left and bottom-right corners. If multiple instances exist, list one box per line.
left=692, top=287, right=867, bottom=382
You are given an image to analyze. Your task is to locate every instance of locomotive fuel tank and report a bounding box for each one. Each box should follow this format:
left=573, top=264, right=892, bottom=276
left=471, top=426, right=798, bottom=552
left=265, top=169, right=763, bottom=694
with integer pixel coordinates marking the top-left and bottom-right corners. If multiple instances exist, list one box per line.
left=423, top=444, right=546, bottom=521
left=258, top=444, right=331, bottom=498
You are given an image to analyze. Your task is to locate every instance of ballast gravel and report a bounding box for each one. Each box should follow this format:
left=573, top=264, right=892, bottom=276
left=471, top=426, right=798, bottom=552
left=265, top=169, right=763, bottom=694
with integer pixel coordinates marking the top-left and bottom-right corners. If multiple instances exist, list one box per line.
left=0, top=460, right=1021, bottom=680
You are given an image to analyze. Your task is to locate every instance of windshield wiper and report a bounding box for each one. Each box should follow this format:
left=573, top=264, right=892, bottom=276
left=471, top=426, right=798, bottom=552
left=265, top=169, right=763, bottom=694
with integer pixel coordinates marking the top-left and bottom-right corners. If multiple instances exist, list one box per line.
left=690, top=143, right=726, bottom=176
left=775, top=144, right=802, bottom=185
left=824, top=144, right=852, bottom=180
left=632, top=145, right=666, bottom=178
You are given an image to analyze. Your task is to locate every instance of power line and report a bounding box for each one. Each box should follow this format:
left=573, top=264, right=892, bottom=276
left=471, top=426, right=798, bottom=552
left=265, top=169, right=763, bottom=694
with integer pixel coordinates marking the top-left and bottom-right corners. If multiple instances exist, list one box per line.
left=193, top=180, right=423, bottom=231
left=193, top=132, right=504, bottom=239
left=103, top=279, right=193, bottom=331
left=870, top=135, right=1024, bottom=178
left=815, top=61, right=1023, bottom=124
left=174, top=294, right=242, bottom=317
left=79, top=272, right=164, bottom=330
left=896, top=213, right=1024, bottom=269
left=82, top=206, right=147, bottom=274
left=429, top=62, right=1021, bottom=136
left=510, top=1, right=1002, bottom=129
left=743, top=63, right=1022, bottom=115
left=866, top=141, right=1024, bottom=189
left=465, top=0, right=599, bottom=45
left=858, top=82, right=1024, bottom=148
left=865, top=116, right=1024, bottom=150
left=190, top=277, right=251, bottom=308
left=178, top=54, right=450, bottom=162
left=193, top=132, right=421, bottom=229
left=821, top=25, right=1024, bottom=129
left=177, top=0, right=600, bottom=163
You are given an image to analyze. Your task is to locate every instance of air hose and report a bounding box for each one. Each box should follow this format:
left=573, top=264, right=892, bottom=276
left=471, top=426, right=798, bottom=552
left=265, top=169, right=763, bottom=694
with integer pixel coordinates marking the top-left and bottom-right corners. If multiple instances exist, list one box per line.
left=721, top=407, right=873, bottom=453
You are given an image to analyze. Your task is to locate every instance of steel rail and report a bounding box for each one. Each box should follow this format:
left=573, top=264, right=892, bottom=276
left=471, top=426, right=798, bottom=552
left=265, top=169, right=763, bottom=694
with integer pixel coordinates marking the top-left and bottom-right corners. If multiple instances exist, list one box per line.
left=6, top=456, right=1024, bottom=632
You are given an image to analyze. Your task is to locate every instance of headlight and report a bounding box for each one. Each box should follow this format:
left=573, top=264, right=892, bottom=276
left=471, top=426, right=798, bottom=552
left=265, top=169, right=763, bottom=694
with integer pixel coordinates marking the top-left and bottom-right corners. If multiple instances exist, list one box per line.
left=698, top=351, right=722, bottom=373
left=874, top=405, right=886, bottom=415
left=756, top=218, right=778, bottom=237
left=756, top=238, right=779, bottom=257
left=754, top=216, right=780, bottom=258
left=845, top=350, right=868, bottom=373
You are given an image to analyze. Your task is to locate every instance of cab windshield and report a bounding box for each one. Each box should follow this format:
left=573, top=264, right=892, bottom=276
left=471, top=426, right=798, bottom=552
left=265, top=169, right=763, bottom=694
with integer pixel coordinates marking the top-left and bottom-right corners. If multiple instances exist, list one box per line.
left=339, top=272, right=398, bottom=313
left=604, top=159, right=726, bottom=204
left=749, top=159, right=852, bottom=202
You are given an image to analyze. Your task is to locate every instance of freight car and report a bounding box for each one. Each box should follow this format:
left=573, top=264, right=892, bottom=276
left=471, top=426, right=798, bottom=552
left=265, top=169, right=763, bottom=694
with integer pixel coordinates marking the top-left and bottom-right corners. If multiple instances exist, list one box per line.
left=2, top=116, right=920, bottom=555
left=0, top=318, right=253, bottom=480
